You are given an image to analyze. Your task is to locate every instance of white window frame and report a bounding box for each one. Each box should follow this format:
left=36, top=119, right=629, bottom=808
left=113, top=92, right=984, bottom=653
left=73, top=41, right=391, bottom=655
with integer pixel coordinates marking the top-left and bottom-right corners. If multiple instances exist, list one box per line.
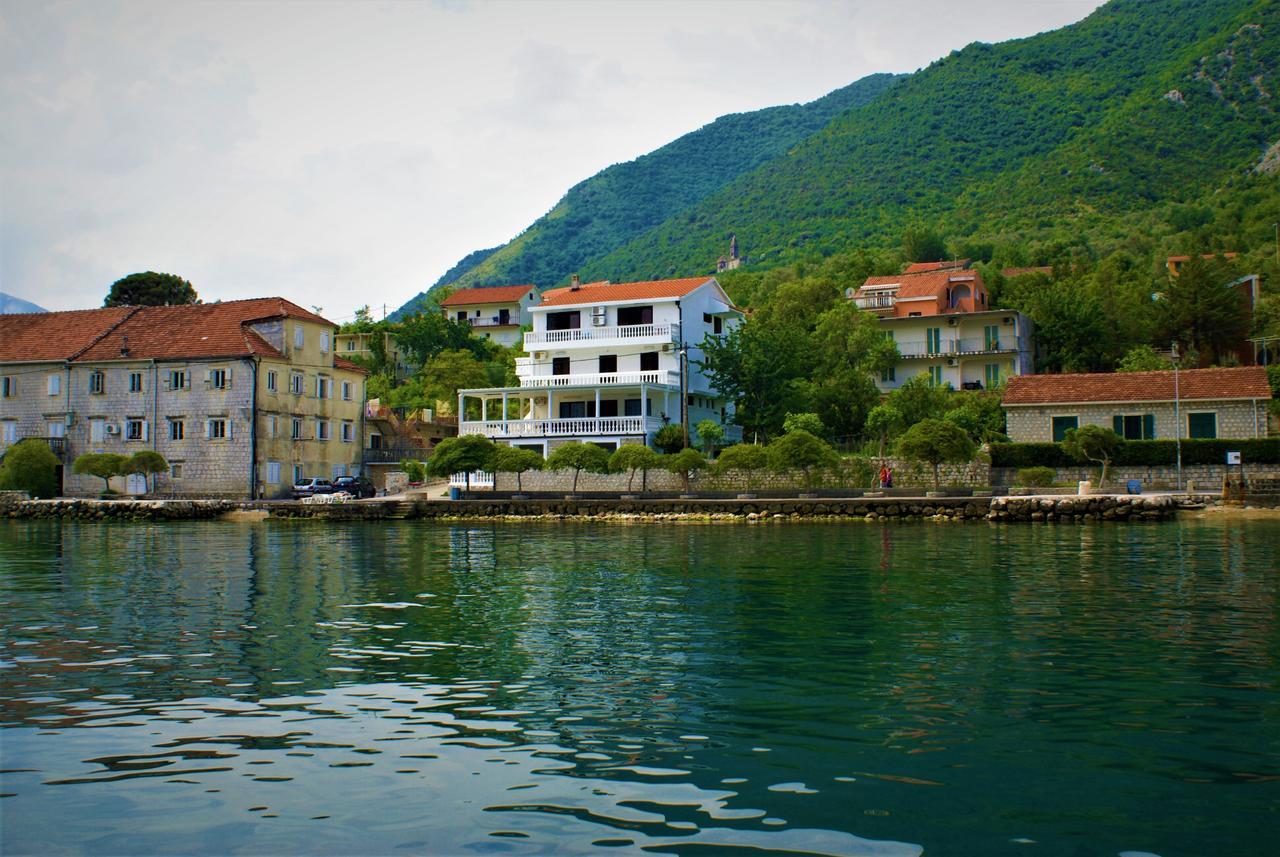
left=125, top=418, right=147, bottom=442
left=170, top=462, right=184, bottom=480
left=341, top=380, right=352, bottom=401
left=90, top=419, right=106, bottom=443
left=129, top=372, right=144, bottom=393
left=266, top=370, right=278, bottom=392
left=88, top=370, right=105, bottom=395
left=316, top=376, right=330, bottom=399
left=266, top=461, right=282, bottom=484
left=1, top=421, right=16, bottom=444
left=47, top=374, right=61, bottom=396
left=291, top=418, right=303, bottom=440
left=209, top=368, right=228, bottom=390
left=207, top=418, right=228, bottom=440
left=316, top=419, right=331, bottom=441
left=289, top=372, right=304, bottom=395
left=341, top=421, right=355, bottom=443
left=294, top=326, right=304, bottom=349
left=320, top=331, right=331, bottom=353
left=169, top=419, right=185, bottom=441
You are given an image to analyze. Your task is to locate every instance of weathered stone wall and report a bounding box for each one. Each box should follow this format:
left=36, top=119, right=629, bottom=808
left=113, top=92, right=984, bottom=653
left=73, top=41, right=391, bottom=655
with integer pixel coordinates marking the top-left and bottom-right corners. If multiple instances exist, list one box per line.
left=988, top=494, right=1177, bottom=522
left=992, top=462, right=1280, bottom=489
left=3, top=498, right=238, bottom=520
left=1005, top=399, right=1267, bottom=443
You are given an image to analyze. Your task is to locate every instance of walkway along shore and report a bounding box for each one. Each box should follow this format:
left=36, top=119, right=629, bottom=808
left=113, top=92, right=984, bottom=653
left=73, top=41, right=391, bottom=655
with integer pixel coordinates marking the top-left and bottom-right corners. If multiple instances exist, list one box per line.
left=0, top=492, right=1206, bottom=523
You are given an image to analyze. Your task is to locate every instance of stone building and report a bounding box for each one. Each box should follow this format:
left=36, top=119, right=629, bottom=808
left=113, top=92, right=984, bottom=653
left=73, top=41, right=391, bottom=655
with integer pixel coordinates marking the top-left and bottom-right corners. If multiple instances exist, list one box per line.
left=1002, top=366, right=1271, bottom=443
left=0, top=298, right=367, bottom=498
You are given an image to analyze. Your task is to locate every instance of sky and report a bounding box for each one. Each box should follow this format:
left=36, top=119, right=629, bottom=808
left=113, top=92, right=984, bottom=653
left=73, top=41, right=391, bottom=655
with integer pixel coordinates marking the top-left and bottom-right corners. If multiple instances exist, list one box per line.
left=1, top=0, right=1104, bottom=319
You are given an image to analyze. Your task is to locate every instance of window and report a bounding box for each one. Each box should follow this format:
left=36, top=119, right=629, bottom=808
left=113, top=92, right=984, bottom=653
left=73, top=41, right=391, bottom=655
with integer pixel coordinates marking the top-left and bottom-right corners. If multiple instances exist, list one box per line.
left=928, top=365, right=944, bottom=386
left=266, top=461, right=282, bottom=484
left=1188, top=412, right=1217, bottom=439
left=90, top=419, right=106, bottom=443
left=47, top=421, right=65, bottom=439
left=88, top=370, right=105, bottom=394
left=294, top=326, right=304, bottom=349
left=600, top=399, right=619, bottom=417
left=599, top=355, right=617, bottom=374
left=290, top=372, right=304, bottom=394
left=341, top=380, right=352, bottom=401
left=624, top=399, right=643, bottom=417
left=546, top=310, right=581, bottom=331
left=316, top=420, right=330, bottom=441
left=714, top=316, right=723, bottom=335
left=320, top=332, right=331, bottom=353
left=293, top=464, right=304, bottom=484
left=316, top=376, right=330, bottom=399
left=926, top=328, right=942, bottom=355
left=168, top=369, right=189, bottom=391
left=266, top=370, right=278, bottom=392
left=266, top=415, right=277, bottom=438
left=880, top=366, right=896, bottom=383
left=1113, top=414, right=1155, bottom=440
left=207, top=419, right=228, bottom=440
left=346, top=339, right=356, bottom=351
left=1, top=376, right=15, bottom=398
left=341, top=421, right=355, bottom=442
left=171, top=463, right=183, bottom=480
left=615, top=306, right=653, bottom=326
left=1051, top=416, right=1078, bottom=442
left=292, top=418, right=303, bottom=440
left=984, top=363, right=1001, bottom=388
left=332, top=464, right=346, bottom=480
left=129, top=372, right=144, bottom=393
left=125, top=419, right=146, bottom=441
left=456, top=310, right=467, bottom=321
left=640, top=351, right=659, bottom=372
left=208, top=368, right=228, bottom=390
left=1, top=422, right=16, bottom=444
left=552, top=357, right=571, bottom=376
left=47, top=374, right=61, bottom=396
left=984, top=325, right=1000, bottom=351
left=559, top=401, right=592, bottom=418
left=169, top=419, right=184, bottom=441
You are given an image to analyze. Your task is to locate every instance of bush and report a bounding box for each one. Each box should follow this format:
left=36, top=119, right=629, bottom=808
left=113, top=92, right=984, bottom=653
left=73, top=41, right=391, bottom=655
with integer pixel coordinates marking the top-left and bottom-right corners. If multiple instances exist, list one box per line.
left=714, top=443, right=770, bottom=492
left=609, top=445, right=661, bottom=493
left=989, top=443, right=1074, bottom=468
left=992, top=438, right=1280, bottom=468
left=895, top=419, right=975, bottom=489
left=123, top=450, right=169, bottom=494
left=1015, top=466, right=1057, bottom=487
left=768, top=429, right=838, bottom=493
left=653, top=424, right=687, bottom=454
left=0, top=439, right=59, bottom=498
left=783, top=412, right=825, bottom=437
left=664, top=447, right=707, bottom=493
left=400, top=458, right=426, bottom=483
left=426, top=435, right=496, bottom=487
left=695, top=419, right=725, bottom=457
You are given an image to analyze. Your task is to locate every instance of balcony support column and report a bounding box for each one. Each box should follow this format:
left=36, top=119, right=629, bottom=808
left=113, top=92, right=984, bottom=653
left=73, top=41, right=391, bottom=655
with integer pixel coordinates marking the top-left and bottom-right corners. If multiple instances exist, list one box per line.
left=640, top=383, right=647, bottom=417
left=502, top=391, right=509, bottom=422
left=594, top=388, right=600, bottom=419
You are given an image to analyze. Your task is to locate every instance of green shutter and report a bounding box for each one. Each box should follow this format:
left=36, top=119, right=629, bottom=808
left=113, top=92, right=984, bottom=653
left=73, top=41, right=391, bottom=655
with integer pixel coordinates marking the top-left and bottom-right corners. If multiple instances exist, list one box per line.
left=1113, top=415, right=1124, bottom=435
left=1143, top=414, right=1155, bottom=440
left=1188, top=412, right=1217, bottom=439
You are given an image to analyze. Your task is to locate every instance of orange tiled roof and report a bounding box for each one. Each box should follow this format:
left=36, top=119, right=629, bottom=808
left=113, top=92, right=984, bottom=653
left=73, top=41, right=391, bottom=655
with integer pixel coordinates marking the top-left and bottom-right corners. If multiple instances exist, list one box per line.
left=0, top=307, right=138, bottom=362
left=333, top=356, right=369, bottom=374
left=857, top=269, right=982, bottom=300
left=439, top=285, right=535, bottom=307
left=1003, top=367, right=1271, bottom=405
left=903, top=259, right=970, bottom=274
left=537, top=277, right=715, bottom=307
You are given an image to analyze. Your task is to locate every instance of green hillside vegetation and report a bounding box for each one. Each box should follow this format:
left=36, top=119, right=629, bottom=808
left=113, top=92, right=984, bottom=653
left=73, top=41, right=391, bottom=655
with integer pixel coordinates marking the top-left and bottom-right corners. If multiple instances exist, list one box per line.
left=393, top=73, right=901, bottom=316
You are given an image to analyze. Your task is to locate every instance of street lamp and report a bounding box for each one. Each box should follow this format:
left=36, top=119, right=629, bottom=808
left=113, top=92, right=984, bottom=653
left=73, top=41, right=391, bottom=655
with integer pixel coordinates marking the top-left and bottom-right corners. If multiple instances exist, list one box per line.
left=1171, top=342, right=1182, bottom=491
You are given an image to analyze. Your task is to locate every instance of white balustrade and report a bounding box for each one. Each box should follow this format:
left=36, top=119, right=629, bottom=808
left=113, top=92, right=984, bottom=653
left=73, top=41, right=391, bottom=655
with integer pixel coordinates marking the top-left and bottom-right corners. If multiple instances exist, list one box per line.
left=524, top=323, right=679, bottom=347
left=459, top=416, right=664, bottom=438
left=518, top=370, right=679, bottom=388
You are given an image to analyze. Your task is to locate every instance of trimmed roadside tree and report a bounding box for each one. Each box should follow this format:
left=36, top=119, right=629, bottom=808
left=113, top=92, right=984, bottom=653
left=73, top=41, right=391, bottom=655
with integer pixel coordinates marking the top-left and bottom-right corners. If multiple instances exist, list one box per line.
left=0, top=439, right=60, bottom=499
left=609, top=445, right=661, bottom=493
left=894, top=418, right=976, bottom=490
left=713, top=443, right=769, bottom=494
left=653, top=424, right=686, bottom=454
left=123, top=450, right=169, bottom=495
left=863, top=403, right=904, bottom=463
left=782, top=412, right=825, bottom=438
left=72, top=452, right=127, bottom=495
left=664, top=447, right=707, bottom=495
left=1062, top=425, right=1122, bottom=489
left=426, top=435, right=496, bottom=491
left=489, top=446, right=544, bottom=492
left=695, top=419, right=725, bottom=458
left=767, top=429, right=838, bottom=494
left=546, top=442, right=611, bottom=493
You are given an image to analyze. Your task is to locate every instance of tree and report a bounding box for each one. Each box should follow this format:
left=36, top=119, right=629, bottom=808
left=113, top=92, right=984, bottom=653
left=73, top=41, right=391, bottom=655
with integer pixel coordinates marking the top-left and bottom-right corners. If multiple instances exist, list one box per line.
left=104, top=272, right=198, bottom=307
left=713, top=443, right=769, bottom=493
left=885, top=375, right=951, bottom=428
left=545, top=442, right=611, bottom=493
left=864, top=403, right=904, bottom=462
left=653, top=424, right=687, bottom=454
left=767, top=429, right=838, bottom=493
left=1153, top=254, right=1250, bottom=365
left=1062, top=425, right=1122, bottom=489
left=400, top=458, right=426, bottom=484
left=699, top=319, right=810, bottom=441
left=894, top=419, right=975, bottom=490
left=395, top=312, right=489, bottom=365
left=1117, top=345, right=1169, bottom=372
left=420, top=349, right=491, bottom=409
left=426, top=435, right=496, bottom=491
left=0, top=439, right=59, bottom=499
left=695, top=420, right=725, bottom=458
left=664, top=447, right=707, bottom=494
left=72, top=452, right=127, bottom=494
left=783, top=412, right=825, bottom=437
left=901, top=223, right=947, bottom=264
left=807, top=301, right=897, bottom=438
left=122, top=450, right=168, bottom=494
left=941, top=393, right=1007, bottom=443
left=609, top=445, right=660, bottom=493
left=489, top=446, right=544, bottom=492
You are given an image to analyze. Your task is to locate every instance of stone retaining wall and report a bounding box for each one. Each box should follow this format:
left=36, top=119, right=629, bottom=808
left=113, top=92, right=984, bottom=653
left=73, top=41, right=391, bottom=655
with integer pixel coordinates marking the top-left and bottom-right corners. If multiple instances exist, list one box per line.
left=992, top=462, right=1280, bottom=489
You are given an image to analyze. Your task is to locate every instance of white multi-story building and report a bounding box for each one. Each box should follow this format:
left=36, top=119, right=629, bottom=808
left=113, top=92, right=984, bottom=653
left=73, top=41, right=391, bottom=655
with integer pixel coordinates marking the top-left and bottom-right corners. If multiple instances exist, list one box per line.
left=458, top=276, right=744, bottom=455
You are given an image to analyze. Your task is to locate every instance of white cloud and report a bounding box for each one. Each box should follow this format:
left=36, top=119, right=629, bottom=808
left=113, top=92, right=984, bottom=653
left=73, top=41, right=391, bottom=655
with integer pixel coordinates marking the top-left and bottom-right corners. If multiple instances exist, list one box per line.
left=1, top=0, right=1102, bottom=317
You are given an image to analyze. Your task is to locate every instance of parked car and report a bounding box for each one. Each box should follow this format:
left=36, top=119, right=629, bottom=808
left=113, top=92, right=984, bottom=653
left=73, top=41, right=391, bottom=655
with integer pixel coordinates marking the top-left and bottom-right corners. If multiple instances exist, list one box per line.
left=292, top=478, right=334, bottom=499
left=332, top=475, right=375, bottom=499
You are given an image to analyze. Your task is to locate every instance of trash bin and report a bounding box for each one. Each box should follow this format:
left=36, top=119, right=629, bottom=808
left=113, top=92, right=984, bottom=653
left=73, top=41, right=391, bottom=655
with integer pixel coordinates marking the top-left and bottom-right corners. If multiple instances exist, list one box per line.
left=449, top=486, right=461, bottom=501
left=1126, top=479, right=1142, bottom=495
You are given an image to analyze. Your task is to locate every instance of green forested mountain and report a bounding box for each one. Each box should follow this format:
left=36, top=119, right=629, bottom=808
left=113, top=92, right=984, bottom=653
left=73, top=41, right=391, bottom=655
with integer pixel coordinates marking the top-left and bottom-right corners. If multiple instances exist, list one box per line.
left=392, top=72, right=902, bottom=317
left=586, top=0, right=1279, bottom=280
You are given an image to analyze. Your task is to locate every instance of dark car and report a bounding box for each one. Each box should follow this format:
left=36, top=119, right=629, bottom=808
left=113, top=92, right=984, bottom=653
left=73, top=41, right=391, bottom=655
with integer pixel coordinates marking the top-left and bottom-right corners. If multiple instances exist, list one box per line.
left=332, top=475, right=375, bottom=499
left=292, top=477, right=334, bottom=499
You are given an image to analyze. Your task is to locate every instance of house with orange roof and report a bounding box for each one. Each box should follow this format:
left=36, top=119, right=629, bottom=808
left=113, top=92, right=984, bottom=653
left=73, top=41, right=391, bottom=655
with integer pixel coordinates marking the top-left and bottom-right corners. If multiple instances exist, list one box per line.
left=439, top=284, right=539, bottom=348
left=0, top=299, right=367, bottom=498
left=848, top=268, right=1033, bottom=392
left=1002, top=366, right=1271, bottom=443
left=457, top=275, right=744, bottom=454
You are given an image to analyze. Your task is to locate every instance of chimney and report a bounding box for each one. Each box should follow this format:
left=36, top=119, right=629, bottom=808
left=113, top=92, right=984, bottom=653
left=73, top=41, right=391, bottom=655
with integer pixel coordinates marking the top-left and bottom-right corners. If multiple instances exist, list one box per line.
left=570, top=274, right=581, bottom=290
left=119, top=335, right=130, bottom=357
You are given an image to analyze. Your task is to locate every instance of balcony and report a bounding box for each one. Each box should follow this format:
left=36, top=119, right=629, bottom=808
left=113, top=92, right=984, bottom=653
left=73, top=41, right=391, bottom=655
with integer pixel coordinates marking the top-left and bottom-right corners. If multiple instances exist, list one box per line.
left=1, top=436, right=66, bottom=459
left=466, top=315, right=518, bottom=328
left=518, top=370, right=680, bottom=389
left=895, top=337, right=1015, bottom=359
left=853, top=294, right=897, bottom=315
left=524, top=323, right=680, bottom=349
left=460, top=416, right=665, bottom=439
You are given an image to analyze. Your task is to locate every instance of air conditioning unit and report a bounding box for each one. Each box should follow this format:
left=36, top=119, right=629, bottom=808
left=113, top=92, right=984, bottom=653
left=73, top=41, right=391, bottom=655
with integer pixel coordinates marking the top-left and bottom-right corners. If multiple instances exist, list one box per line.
left=105, top=424, right=120, bottom=435
left=946, top=358, right=958, bottom=367
left=534, top=351, right=546, bottom=360
left=947, top=318, right=958, bottom=326
left=1003, top=317, right=1013, bottom=324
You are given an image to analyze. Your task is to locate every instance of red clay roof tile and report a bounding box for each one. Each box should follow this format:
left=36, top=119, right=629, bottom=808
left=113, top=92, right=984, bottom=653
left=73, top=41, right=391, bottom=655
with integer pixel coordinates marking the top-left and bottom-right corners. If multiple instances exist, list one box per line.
left=0, top=306, right=137, bottom=362
left=439, top=285, right=536, bottom=307
left=1003, top=367, right=1271, bottom=405
left=537, top=277, right=715, bottom=307
left=857, top=269, right=982, bottom=301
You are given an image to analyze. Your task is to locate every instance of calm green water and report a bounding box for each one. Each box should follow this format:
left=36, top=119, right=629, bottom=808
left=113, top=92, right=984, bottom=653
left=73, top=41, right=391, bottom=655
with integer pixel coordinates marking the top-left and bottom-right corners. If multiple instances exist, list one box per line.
left=1, top=519, right=1277, bottom=856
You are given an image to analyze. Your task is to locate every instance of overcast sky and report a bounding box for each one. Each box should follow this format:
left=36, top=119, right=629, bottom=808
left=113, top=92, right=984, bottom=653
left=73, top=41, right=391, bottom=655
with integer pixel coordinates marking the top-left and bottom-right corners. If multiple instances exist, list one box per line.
left=1, top=0, right=1103, bottom=318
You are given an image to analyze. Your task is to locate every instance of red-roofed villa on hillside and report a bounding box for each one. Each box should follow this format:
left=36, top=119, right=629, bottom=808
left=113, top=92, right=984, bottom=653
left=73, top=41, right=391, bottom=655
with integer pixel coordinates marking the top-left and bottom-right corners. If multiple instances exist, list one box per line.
left=0, top=299, right=367, bottom=498
left=439, top=284, right=539, bottom=348
left=848, top=267, right=1034, bottom=392
left=457, top=275, right=744, bottom=454
left=1001, top=366, right=1271, bottom=443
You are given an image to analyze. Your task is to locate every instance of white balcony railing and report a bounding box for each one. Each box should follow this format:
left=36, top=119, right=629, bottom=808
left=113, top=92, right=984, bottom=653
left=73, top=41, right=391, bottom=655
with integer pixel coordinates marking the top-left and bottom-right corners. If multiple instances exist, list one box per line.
left=854, top=294, right=896, bottom=311
left=895, top=338, right=1013, bottom=358
left=460, top=416, right=665, bottom=439
left=518, top=370, right=679, bottom=388
left=524, top=323, right=679, bottom=348
left=450, top=471, right=494, bottom=489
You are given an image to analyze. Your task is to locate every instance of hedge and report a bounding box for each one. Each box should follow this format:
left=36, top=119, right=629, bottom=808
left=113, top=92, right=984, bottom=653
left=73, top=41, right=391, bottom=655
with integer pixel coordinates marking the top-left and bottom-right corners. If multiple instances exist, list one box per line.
left=990, top=439, right=1280, bottom=468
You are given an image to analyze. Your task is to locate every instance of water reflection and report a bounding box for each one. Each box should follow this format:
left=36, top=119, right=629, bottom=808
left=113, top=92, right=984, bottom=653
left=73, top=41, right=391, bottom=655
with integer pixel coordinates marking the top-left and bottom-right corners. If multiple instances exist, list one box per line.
left=2, top=518, right=1278, bottom=856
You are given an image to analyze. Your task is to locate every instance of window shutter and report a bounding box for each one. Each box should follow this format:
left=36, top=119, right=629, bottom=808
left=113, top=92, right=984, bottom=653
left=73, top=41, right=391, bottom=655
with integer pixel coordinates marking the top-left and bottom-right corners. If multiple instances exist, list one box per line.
left=226, top=368, right=233, bottom=388
left=1112, top=416, right=1123, bottom=435
left=1142, top=414, right=1155, bottom=440
left=183, top=370, right=191, bottom=389
left=228, top=421, right=234, bottom=440
left=205, top=420, right=212, bottom=439
left=142, top=421, right=149, bottom=442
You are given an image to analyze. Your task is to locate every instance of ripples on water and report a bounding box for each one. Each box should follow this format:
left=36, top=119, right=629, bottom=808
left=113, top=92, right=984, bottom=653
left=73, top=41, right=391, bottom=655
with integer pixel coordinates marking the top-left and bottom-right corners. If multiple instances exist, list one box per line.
left=0, top=518, right=1277, bottom=856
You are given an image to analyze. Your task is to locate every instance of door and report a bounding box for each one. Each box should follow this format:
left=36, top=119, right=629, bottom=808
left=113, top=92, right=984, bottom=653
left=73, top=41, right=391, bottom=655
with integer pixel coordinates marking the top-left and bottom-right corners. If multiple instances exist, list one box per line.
left=126, top=473, right=148, bottom=495
left=498, top=308, right=510, bottom=325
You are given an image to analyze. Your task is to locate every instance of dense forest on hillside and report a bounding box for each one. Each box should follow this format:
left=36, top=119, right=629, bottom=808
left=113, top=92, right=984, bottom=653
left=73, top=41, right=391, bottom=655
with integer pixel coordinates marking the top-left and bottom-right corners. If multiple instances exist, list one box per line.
left=393, top=73, right=901, bottom=316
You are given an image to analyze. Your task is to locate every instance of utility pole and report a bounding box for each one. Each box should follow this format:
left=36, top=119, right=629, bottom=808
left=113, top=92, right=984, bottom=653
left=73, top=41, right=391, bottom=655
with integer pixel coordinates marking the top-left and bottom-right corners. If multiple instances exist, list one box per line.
left=680, top=344, right=690, bottom=449
left=1172, top=342, right=1182, bottom=492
